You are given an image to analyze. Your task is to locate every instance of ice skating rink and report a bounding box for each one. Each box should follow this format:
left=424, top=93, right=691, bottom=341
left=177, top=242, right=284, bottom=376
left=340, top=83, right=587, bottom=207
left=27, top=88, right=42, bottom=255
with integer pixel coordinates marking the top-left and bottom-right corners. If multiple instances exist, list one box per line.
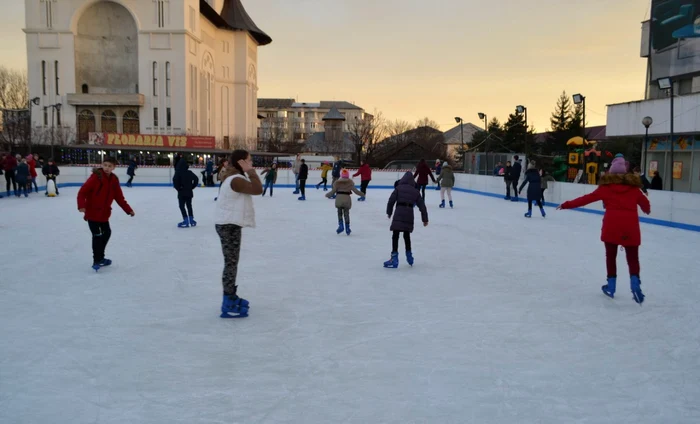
left=2, top=186, right=699, bottom=424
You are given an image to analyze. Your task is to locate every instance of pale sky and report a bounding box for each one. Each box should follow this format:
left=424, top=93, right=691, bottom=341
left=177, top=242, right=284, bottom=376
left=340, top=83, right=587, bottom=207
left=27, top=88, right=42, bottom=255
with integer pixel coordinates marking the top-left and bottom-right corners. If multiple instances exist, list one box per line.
left=0, top=0, right=650, bottom=131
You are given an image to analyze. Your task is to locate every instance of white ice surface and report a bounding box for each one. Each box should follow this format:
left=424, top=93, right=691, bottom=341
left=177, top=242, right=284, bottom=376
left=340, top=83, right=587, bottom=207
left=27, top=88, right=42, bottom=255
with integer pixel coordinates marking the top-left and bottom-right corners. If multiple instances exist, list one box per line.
left=1, top=186, right=699, bottom=424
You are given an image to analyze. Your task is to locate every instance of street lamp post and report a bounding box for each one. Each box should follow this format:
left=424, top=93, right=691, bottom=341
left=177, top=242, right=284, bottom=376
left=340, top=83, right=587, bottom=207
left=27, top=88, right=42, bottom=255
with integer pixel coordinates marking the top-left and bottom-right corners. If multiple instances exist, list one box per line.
left=28, top=97, right=40, bottom=148
left=658, top=78, right=673, bottom=190
left=478, top=112, right=488, bottom=172
left=45, top=103, right=62, bottom=158
left=454, top=117, right=464, bottom=171
left=573, top=94, right=586, bottom=183
left=515, top=105, right=527, bottom=162
left=642, top=116, right=653, bottom=175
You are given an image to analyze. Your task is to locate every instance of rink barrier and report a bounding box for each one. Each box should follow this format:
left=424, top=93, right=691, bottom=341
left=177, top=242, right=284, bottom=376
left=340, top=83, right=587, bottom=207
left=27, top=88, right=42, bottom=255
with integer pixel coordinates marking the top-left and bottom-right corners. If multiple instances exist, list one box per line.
left=13, top=167, right=700, bottom=233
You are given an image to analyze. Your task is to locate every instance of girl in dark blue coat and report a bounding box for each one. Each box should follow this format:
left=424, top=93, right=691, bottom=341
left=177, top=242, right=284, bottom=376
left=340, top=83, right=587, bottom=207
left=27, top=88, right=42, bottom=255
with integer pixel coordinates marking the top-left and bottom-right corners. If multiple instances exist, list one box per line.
left=518, top=161, right=545, bottom=218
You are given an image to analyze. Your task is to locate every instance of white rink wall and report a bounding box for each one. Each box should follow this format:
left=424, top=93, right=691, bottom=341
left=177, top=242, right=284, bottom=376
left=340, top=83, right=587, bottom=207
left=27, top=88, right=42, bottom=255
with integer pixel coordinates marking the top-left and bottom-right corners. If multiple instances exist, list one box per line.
left=46, top=166, right=700, bottom=231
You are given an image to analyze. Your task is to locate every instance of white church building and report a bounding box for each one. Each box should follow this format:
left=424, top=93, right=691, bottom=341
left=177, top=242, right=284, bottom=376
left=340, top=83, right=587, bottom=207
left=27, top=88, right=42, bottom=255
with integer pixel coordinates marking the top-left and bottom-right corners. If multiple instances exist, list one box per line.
left=24, top=0, right=271, bottom=150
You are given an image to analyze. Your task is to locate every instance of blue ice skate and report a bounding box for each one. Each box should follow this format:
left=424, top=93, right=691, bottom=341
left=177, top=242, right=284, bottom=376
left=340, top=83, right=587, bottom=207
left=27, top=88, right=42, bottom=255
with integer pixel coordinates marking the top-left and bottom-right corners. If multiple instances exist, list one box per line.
left=336, top=221, right=344, bottom=234
left=406, top=251, right=414, bottom=266
left=439, top=200, right=445, bottom=208
left=298, top=196, right=306, bottom=201
left=383, top=252, right=399, bottom=269
left=630, top=275, right=644, bottom=305
left=602, top=277, right=616, bottom=298
left=524, top=210, right=532, bottom=218
left=504, top=196, right=511, bottom=200
left=511, top=196, right=519, bottom=202
left=540, top=207, right=546, bottom=218
left=358, top=197, right=366, bottom=202
left=220, top=295, right=250, bottom=318
left=92, top=259, right=112, bottom=272
left=177, top=220, right=190, bottom=228
left=189, top=217, right=197, bottom=227
left=449, top=200, right=453, bottom=208
left=345, top=225, right=351, bottom=236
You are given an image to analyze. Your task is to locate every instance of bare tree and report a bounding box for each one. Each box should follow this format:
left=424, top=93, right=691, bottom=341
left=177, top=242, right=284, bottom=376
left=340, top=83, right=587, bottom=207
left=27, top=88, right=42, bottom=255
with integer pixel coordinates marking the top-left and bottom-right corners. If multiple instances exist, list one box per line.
left=259, top=116, right=290, bottom=152
left=0, top=66, right=29, bottom=150
left=32, top=126, right=76, bottom=157
left=348, top=110, right=387, bottom=164
left=415, top=117, right=440, bottom=130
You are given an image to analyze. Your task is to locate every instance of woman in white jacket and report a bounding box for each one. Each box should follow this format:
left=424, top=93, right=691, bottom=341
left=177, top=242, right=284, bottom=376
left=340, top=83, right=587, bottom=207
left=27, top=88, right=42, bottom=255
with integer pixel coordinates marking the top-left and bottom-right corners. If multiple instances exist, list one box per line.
left=215, top=150, right=263, bottom=318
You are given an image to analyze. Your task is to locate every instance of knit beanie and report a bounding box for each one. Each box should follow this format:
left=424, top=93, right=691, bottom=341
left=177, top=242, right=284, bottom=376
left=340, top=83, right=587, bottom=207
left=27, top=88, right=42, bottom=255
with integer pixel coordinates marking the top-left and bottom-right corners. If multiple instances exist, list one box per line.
left=442, top=161, right=449, bottom=168
left=527, top=160, right=536, bottom=170
left=608, top=157, right=627, bottom=174
left=340, top=169, right=349, bottom=179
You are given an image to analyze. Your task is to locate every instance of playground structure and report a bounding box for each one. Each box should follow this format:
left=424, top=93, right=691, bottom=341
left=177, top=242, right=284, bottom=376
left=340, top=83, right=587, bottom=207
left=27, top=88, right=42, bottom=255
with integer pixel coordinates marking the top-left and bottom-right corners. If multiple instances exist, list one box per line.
left=551, top=136, right=615, bottom=183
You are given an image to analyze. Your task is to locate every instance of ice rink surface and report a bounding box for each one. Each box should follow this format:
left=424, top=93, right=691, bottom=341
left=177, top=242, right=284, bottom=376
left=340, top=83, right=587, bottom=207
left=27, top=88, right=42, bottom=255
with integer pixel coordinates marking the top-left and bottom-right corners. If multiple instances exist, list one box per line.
left=1, top=185, right=699, bottom=424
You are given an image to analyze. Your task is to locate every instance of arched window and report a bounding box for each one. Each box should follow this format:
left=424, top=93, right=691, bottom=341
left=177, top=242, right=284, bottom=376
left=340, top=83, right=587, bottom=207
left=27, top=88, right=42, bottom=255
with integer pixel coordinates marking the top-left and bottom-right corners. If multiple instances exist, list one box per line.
left=101, top=110, right=117, bottom=133
left=123, top=110, right=140, bottom=134
left=82, top=84, right=89, bottom=94
left=77, top=110, right=96, bottom=142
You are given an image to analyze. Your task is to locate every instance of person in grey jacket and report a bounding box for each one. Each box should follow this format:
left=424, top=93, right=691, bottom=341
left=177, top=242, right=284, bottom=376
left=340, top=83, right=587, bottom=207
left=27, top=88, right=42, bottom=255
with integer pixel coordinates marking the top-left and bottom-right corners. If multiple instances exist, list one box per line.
left=539, top=168, right=556, bottom=203
left=325, top=169, right=365, bottom=235
left=436, top=161, right=455, bottom=208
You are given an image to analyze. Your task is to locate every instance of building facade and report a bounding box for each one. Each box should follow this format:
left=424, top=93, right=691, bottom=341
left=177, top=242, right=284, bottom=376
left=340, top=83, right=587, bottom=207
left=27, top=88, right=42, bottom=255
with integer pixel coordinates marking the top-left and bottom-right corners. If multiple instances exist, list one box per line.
left=258, top=99, right=366, bottom=144
left=24, top=0, right=270, bottom=150
left=607, top=1, right=700, bottom=192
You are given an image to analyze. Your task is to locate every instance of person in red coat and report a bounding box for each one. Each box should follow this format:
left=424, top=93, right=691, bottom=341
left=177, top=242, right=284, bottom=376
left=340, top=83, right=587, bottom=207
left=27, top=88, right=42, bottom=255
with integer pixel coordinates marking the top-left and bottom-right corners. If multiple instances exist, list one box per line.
left=558, top=156, right=651, bottom=304
left=413, top=158, right=436, bottom=201
left=352, top=160, right=372, bottom=201
left=77, top=157, right=135, bottom=271
left=26, top=154, right=39, bottom=193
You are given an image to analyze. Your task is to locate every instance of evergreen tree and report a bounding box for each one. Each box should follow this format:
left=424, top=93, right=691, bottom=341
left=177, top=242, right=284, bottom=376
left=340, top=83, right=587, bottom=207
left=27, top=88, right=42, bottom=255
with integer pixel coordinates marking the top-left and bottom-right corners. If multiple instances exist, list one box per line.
left=567, top=103, right=584, bottom=136
left=503, top=109, right=527, bottom=153
left=550, top=91, right=571, bottom=132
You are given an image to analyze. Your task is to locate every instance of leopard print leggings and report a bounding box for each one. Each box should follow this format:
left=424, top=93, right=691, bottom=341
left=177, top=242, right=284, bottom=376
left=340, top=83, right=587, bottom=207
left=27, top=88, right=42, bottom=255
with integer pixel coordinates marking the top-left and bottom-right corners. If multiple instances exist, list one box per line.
left=215, top=224, right=242, bottom=296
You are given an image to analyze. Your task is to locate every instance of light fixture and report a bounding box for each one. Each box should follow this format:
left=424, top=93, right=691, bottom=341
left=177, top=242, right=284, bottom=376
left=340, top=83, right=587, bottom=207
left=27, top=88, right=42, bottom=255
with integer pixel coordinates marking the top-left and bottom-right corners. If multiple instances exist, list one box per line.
left=572, top=94, right=585, bottom=104
left=516, top=105, right=526, bottom=114
left=642, top=116, right=653, bottom=128
left=478, top=113, right=486, bottom=120
left=454, top=117, right=462, bottom=123
left=31, top=97, right=40, bottom=105
left=140, top=151, right=143, bottom=154
left=118, top=150, right=122, bottom=154
left=55, top=103, right=62, bottom=111
left=658, top=78, right=672, bottom=90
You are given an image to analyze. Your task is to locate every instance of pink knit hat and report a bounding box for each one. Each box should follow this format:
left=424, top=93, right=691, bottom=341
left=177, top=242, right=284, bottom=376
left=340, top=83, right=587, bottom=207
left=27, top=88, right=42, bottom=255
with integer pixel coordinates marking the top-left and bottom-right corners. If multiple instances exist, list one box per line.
left=340, top=169, right=349, bottom=179
left=608, top=157, right=627, bottom=174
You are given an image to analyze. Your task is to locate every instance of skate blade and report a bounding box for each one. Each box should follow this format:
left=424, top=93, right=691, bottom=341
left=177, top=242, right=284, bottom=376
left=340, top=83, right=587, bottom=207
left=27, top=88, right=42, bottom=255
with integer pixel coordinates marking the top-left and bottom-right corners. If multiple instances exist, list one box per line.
left=383, top=264, right=398, bottom=269
left=220, top=307, right=249, bottom=318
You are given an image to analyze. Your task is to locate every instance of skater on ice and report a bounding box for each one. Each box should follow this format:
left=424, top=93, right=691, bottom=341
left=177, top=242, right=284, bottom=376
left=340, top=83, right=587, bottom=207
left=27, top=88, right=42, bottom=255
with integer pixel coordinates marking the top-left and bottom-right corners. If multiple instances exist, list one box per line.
left=434, top=159, right=442, bottom=190
left=436, top=161, right=454, bottom=208
left=26, top=154, right=39, bottom=193
left=353, top=159, right=372, bottom=201
left=518, top=161, right=545, bottom=218
left=539, top=168, right=555, bottom=204
left=298, top=159, right=308, bottom=201
left=15, top=158, right=30, bottom=198
left=2, top=152, right=18, bottom=197
left=413, top=158, right=436, bottom=201
left=503, top=160, right=513, bottom=200
left=77, top=157, right=135, bottom=271
left=509, top=155, right=522, bottom=202
left=316, top=162, right=333, bottom=191
left=172, top=157, right=200, bottom=228
left=261, top=162, right=277, bottom=197
left=557, top=155, right=651, bottom=304
left=325, top=168, right=365, bottom=235
left=126, top=157, right=137, bottom=187
left=42, top=158, right=60, bottom=196
left=384, top=172, right=429, bottom=268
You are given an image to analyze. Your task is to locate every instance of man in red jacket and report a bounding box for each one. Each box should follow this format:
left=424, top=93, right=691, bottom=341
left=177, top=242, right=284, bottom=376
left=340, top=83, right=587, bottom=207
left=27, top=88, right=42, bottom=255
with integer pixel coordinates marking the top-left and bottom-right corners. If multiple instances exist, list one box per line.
left=352, top=160, right=371, bottom=201
left=77, top=157, right=135, bottom=271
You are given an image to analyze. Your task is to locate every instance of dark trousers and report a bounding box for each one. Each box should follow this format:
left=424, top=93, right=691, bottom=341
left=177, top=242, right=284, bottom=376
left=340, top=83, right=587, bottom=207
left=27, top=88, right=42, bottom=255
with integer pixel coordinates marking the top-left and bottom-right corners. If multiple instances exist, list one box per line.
left=45, top=176, right=59, bottom=194
left=127, top=175, right=134, bottom=186
left=263, top=179, right=274, bottom=196
left=216, top=224, right=243, bottom=296
left=605, top=243, right=640, bottom=277
left=527, top=198, right=543, bottom=210
left=540, top=188, right=546, bottom=203
left=31, top=177, right=38, bottom=192
left=360, top=180, right=370, bottom=196
left=5, top=170, right=16, bottom=194
left=392, top=231, right=412, bottom=252
left=178, top=196, right=194, bottom=219
left=299, top=179, right=307, bottom=196
left=337, top=207, right=350, bottom=225
left=419, top=184, right=427, bottom=200
left=317, top=177, right=328, bottom=190
left=88, top=221, right=112, bottom=264
left=511, top=180, right=519, bottom=197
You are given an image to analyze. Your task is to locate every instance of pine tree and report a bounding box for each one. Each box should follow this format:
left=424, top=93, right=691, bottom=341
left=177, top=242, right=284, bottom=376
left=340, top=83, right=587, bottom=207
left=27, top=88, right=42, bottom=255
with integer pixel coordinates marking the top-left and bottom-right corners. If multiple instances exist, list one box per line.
left=503, top=109, right=527, bottom=153
left=550, top=91, right=571, bottom=132
left=567, top=103, right=584, bottom=136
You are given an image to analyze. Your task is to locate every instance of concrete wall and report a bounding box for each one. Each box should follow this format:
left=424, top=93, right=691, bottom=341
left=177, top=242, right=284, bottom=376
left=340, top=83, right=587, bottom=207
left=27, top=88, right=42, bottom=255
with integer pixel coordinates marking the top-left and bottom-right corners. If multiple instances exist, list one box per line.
left=607, top=92, right=700, bottom=137
left=45, top=167, right=700, bottom=232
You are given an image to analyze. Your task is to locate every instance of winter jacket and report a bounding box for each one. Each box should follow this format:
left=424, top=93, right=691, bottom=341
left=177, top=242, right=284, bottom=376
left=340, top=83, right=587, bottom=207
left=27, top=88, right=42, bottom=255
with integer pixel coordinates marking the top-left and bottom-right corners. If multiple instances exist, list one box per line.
left=42, top=163, right=60, bottom=177
left=126, top=160, right=137, bottom=176
left=639, top=174, right=651, bottom=194
left=77, top=168, right=133, bottom=222
left=559, top=173, right=650, bottom=247
left=326, top=177, right=364, bottom=209
left=387, top=172, right=429, bottom=233
left=435, top=163, right=442, bottom=176
left=261, top=167, right=277, bottom=183
left=205, top=160, right=214, bottom=175
left=299, top=163, right=309, bottom=180
left=173, top=159, right=199, bottom=198
left=215, top=174, right=256, bottom=228
left=331, top=160, right=343, bottom=179
left=2, top=155, right=17, bottom=172
left=413, top=162, right=436, bottom=185
left=541, top=174, right=555, bottom=190
left=503, top=165, right=513, bottom=182
left=15, top=163, right=30, bottom=184
left=436, top=165, right=455, bottom=188
left=292, top=157, right=301, bottom=174
left=353, top=163, right=372, bottom=181
left=651, top=175, right=662, bottom=190
left=511, top=160, right=522, bottom=181
left=518, top=168, right=542, bottom=201
left=493, top=165, right=504, bottom=176
left=320, top=163, right=333, bottom=179
left=27, top=157, right=38, bottom=178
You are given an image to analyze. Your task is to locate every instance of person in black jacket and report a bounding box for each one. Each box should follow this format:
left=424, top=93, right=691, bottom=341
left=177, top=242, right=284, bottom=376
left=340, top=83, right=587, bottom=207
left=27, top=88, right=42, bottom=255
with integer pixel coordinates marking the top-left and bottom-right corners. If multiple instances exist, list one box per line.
left=650, top=171, right=663, bottom=190
left=503, top=160, right=513, bottom=200
left=42, top=158, right=60, bottom=195
left=519, top=161, right=545, bottom=218
left=633, top=166, right=650, bottom=195
left=298, top=159, right=309, bottom=201
left=330, top=158, right=343, bottom=199
left=173, top=159, right=199, bottom=227
left=126, top=158, right=138, bottom=187
left=510, top=155, right=523, bottom=202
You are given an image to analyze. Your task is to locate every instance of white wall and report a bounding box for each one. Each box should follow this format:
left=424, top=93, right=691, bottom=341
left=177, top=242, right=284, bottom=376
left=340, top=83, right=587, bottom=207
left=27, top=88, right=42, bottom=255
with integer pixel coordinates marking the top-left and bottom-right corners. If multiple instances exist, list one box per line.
left=606, top=92, right=700, bottom=137
left=48, top=167, right=700, bottom=230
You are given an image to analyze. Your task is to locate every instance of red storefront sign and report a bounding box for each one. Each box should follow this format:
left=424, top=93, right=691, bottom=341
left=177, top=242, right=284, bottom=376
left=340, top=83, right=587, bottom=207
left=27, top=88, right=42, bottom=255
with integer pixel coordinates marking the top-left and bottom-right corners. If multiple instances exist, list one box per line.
left=89, top=133, right=216, bottom=150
